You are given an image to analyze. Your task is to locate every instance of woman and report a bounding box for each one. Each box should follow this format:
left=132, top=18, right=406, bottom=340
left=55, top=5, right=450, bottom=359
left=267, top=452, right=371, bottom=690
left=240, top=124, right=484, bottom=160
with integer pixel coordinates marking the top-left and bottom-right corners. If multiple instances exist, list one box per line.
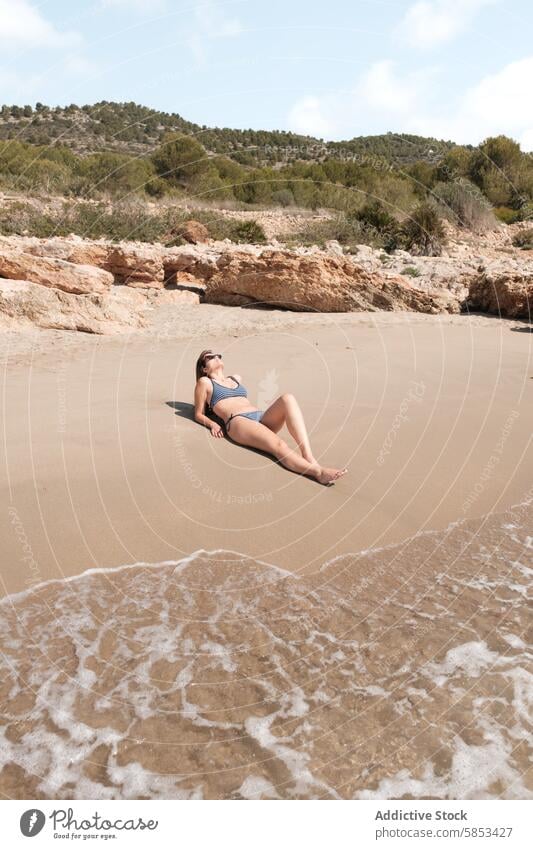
left=194, top=349, right=348, bottom=485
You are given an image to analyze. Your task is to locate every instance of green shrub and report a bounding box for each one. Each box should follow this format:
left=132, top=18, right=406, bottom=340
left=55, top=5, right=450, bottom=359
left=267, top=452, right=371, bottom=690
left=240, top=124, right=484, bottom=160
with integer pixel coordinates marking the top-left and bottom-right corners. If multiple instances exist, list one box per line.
left=162, top=209, right=270, bottom=243
left=271, top=188, right=295, bottom=207
left=382, top=229, right=403, bottom=253
left=516, top=203, right=533, bottom=222
left=285, top=215, right=365, bottom=251
left=433, top=146, right=472, bottom=182
left=512, top=228, right=533, bottom=249
left=23, top=160, right=71, bottom=193
left=468, top=135, right=523, bottom=207
left=402, top=266, right=421, bottom=277
left=0, top=201, right=59, bottom=238
left=494, top=206, right=521, bottom=224
left=75, top=152, right=158, bottom=198
left=433, top=178, right=496, bottom=232
left=354, top=200, right=396, bottom=231
left=351, top=200, right=402, bottom=251
left=231, top=219, right=267, bottom=244
left=145, top=177, right=168, bottom=198
left=186, top=165, right=233, bottom=201
left=151, top=132, right=212, bottom=188
left=0, top=154, right=71, bottom=194
left=0, top=198, right=171, bottom=242
left=400, top=202, right=446, bottom=256
left=407, top=161, right=436, bottom=197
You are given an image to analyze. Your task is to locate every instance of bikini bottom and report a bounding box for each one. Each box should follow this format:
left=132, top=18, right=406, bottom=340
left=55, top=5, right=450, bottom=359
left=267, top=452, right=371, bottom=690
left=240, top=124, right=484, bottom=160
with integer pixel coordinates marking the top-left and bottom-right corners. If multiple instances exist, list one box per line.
left=225, top=410, right=264, bottom=432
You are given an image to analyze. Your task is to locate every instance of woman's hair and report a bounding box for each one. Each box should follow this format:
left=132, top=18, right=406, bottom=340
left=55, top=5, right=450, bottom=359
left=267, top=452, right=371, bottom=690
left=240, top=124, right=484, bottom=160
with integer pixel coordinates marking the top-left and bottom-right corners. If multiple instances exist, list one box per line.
left=195, top=349, right=213, bottom=383
left=195, top=349, right=214, bottom=417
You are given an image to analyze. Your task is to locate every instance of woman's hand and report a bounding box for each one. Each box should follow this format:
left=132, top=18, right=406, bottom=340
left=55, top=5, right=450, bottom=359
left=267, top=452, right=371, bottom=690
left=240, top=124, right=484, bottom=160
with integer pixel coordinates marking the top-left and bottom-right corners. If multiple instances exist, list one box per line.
left=210, top=423, right=224, bottom=438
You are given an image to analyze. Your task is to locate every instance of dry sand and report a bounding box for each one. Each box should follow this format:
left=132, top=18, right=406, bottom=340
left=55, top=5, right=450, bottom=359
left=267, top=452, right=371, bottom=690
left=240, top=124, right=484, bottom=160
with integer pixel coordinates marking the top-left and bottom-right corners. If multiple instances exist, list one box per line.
left=1, top=304, right=531, bottom=596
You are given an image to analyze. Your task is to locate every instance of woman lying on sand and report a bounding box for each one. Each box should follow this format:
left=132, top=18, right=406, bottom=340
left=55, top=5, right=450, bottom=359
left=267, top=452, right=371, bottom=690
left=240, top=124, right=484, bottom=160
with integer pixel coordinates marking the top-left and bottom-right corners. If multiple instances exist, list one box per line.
left=194, top=349, right=348, bottom=485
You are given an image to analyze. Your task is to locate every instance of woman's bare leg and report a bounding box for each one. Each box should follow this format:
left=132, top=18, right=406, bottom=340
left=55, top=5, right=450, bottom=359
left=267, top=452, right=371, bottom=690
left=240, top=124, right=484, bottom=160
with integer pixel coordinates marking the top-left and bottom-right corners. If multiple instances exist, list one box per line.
left=228, top=417, right=347, bottom=485
left=261, top=393, right=316, bottom=463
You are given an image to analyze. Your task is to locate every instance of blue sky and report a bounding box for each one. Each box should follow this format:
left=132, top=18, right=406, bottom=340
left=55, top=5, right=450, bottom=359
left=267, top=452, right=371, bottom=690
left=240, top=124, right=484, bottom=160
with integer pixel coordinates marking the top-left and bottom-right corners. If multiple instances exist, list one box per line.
left=0, top=0, right=532, bottom=148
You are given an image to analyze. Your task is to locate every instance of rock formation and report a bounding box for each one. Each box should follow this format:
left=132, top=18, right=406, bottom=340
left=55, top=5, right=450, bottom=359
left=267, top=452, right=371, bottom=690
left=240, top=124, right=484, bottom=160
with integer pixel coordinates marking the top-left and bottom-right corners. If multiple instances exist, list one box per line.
left=0, top=250, right=113, bottom=295
left=177, top=219, right=210, bottom=244
left=163, top=246, right=217, bottom=285
left=0, top=279, right=148, bottom=333
left=106, top=244, right=164, bottom=288
left=206, top=250, right=459, bottom=314
left=466, top=271, right=532, bottom=319
left=1, top=227, right=531, bottom=334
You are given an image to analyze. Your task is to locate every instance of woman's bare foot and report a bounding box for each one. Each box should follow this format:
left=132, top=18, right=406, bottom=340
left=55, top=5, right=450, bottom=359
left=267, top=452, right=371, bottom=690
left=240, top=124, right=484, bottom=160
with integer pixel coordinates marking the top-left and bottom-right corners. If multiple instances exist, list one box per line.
left=315, top=466, right=348, bottom=486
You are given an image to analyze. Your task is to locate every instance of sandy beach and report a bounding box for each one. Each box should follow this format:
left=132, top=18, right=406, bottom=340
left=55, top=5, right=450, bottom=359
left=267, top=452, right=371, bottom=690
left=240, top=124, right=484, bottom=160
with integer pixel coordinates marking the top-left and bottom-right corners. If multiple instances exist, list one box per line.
left=1, top=306, right=531, bottom=595
left=1, top=305, right=532, bottom=799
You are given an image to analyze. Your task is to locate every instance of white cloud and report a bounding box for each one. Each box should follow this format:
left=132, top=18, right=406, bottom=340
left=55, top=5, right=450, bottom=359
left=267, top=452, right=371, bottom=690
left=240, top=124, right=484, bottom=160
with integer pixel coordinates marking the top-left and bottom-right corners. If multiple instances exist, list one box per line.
left=288, top=96, right=333, bottom=138
left=463, top=56, right=533, bottom=129
left=63, top=53, right=99, bottom=76
left=357, top=60, right=424, bottom=113
left=399, top=0, right=499, bottom=48
left=0, top=0, right=80, bottom=49
left=0, top=67, right=47, bottom=99
left=187, top=1, right=243, bottom=68
left=288, top=61, right=431, bottom=138
left=287, top=55, right=533, bottom=151
left=101, top=1, right=242, bottom=67
left=101, top=0, right=167, bottom=10
left=410, top=56, right=533, bottom=150
left=519, top=128, right=533, bottom=153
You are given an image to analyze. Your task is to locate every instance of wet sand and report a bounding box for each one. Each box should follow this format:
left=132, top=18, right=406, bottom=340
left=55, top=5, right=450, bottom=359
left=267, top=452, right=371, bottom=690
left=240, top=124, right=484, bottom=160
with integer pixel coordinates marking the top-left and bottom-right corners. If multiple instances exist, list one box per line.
left=1, top=501, right=531, bottom=799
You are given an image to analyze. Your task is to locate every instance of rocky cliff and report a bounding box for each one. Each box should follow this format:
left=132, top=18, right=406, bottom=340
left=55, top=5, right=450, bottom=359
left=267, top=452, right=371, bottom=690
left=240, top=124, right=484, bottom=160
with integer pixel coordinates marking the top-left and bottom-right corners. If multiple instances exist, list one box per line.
left=0, top=228, right=530, bottom=334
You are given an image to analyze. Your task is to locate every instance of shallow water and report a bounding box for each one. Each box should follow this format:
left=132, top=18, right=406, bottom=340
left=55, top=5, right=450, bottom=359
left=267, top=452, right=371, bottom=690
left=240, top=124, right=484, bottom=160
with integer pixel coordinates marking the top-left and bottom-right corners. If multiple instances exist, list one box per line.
left=0, top=497, right=531, bottom=800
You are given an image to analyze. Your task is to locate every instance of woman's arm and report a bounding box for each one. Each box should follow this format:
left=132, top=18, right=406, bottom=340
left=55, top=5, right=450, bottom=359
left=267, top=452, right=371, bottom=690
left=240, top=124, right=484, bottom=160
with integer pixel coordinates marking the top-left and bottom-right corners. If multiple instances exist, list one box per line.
left=194, top=379, right=223, bottom=437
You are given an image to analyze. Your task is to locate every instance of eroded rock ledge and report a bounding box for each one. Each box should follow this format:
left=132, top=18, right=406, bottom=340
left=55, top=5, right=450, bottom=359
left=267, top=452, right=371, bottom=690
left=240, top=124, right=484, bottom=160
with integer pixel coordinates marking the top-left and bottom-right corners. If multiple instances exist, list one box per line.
left=0, top=233, right=530, bottom=334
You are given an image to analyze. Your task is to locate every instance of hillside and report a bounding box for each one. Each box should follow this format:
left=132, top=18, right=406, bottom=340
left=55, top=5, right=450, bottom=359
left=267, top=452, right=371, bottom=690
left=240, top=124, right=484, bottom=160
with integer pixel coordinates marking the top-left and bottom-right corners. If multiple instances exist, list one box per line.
left=0, top=100, right=531, bottom=240
left=0, top=100, right=455, bottom=166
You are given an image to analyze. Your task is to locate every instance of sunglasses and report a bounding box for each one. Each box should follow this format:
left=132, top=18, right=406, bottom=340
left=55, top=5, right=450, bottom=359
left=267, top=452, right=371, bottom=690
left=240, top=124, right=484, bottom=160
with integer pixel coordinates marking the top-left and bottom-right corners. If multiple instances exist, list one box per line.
left=203, top=353, right=222, bottom=364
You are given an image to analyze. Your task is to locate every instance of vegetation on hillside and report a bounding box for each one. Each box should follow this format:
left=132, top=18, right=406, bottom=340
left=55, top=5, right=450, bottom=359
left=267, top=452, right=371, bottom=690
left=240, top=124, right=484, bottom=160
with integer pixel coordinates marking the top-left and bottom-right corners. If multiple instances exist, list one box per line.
left=0, top=100, right=532, bottom=253
left=0, top=101, right=454, bottom=166
left=512, top=228, right=533, bottom=250
left=0, top=197, right=267, bottom=244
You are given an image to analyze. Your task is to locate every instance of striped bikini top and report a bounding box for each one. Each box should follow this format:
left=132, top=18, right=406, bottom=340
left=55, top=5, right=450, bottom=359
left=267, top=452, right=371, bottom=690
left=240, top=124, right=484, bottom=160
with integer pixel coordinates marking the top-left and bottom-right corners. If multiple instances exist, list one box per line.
left=209, top=376, right=248, bottom=411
